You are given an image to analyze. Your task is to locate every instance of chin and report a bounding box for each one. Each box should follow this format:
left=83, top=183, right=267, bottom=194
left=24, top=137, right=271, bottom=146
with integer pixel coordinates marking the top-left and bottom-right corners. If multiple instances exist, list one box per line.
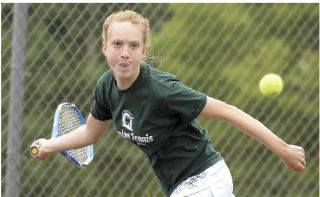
left=115, top=70, right=132, bottom=79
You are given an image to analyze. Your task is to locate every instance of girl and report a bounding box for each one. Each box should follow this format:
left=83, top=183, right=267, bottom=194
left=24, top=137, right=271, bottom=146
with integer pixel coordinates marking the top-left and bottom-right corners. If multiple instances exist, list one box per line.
left=31, top=10, right=306, bottom=197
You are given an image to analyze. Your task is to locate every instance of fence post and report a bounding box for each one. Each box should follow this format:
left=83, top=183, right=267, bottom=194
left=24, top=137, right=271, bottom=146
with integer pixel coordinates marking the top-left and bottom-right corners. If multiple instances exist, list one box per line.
left=5, top=3, right=28, bottom=197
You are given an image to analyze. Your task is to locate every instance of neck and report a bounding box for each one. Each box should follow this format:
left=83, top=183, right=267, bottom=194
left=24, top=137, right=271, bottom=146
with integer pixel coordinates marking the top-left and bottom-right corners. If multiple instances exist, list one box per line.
left=115, top=66, right=140, bottom=90
left=115, top=78, right=135, bottom=90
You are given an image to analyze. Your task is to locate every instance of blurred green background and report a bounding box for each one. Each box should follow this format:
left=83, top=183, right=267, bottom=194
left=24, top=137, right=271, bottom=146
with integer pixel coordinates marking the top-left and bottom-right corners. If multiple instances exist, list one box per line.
left=2, top=3, right=319, bottom=197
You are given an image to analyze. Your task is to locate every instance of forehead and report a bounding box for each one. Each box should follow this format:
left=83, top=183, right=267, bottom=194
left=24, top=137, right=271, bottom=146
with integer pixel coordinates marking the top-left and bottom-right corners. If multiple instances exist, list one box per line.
left=109, top=21, right=144, bottom=42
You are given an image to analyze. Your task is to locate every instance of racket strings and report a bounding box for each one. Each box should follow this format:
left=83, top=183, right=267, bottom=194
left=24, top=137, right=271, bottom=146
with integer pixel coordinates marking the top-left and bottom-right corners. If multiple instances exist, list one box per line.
left=59, top=106, right=89, bottom=164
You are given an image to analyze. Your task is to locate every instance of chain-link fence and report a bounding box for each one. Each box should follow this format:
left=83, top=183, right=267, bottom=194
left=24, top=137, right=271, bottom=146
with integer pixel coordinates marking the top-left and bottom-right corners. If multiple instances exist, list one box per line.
left=1, top=3, right=319, bottom=197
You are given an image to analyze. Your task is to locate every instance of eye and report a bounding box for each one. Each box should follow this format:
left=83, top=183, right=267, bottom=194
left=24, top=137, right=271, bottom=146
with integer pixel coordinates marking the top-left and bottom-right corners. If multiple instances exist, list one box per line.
left=113, top=41, right=121, bottom=47
left=131, top=42, right=139, bottom=48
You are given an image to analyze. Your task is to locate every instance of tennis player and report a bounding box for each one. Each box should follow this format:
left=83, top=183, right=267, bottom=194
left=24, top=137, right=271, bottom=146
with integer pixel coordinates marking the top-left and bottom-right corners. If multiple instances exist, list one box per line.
left=31, top=10, right=306, bottom=197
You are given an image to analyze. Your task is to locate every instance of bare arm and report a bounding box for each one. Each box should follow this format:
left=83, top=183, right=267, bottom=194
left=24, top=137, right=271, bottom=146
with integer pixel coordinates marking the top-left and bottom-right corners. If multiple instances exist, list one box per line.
left=199, top=96, right=306, bottom=172
left=31, top=113, right=112, bottom=160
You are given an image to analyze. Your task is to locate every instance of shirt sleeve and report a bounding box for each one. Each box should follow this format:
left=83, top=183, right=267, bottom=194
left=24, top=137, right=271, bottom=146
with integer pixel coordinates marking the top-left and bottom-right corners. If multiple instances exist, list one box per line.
left=90, top=74, right=112, bottom=121
left=165, top=80, right=207, bottom=124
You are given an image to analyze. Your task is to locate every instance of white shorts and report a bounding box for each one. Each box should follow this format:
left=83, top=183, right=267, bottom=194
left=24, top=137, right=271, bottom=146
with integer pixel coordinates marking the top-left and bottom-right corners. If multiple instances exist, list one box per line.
left=170, top=160, right=235, bottom=197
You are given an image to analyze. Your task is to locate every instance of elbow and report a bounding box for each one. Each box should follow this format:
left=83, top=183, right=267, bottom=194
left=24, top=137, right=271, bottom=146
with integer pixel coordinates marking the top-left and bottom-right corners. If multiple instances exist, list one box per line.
left=91, top=136, right=100, bottom=145
left=87, top=133, right=100, bottom=145
left=83, top=125, right=99, bottom=145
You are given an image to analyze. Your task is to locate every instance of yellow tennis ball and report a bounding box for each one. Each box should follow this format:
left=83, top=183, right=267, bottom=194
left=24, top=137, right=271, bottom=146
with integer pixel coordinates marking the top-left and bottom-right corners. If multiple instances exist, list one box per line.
left=259, top=73, right=283, bottom=97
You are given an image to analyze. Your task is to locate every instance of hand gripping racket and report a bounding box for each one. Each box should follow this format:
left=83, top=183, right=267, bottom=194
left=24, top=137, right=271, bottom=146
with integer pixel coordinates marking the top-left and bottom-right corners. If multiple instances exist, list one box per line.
left=30, top=103, right=94, bottom=168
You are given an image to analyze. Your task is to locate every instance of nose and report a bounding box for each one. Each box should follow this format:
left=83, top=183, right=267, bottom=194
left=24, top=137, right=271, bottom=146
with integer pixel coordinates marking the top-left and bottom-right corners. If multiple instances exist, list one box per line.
left=121, top=45, right=129, bottom=59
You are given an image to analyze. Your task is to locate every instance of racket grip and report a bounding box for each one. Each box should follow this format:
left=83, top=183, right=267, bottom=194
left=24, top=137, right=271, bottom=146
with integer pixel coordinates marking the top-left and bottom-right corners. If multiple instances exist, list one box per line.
left=30, top=145, right=40, bottom=157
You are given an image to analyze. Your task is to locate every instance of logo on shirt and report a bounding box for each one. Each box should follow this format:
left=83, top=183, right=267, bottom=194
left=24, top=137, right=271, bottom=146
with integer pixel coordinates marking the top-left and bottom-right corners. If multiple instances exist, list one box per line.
left=122, top=110, right=134, bottom=131
left=118, top=110, right=153, bottom=146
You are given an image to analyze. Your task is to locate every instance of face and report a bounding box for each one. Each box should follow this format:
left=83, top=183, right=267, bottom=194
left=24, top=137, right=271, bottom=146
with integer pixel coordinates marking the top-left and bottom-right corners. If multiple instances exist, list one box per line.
left=103, top=21, right=146, bottom=82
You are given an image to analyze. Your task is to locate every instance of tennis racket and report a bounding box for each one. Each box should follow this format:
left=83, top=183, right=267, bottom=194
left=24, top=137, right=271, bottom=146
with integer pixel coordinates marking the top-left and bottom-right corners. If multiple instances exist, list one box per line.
left=30, top=102, right=94, bottom=168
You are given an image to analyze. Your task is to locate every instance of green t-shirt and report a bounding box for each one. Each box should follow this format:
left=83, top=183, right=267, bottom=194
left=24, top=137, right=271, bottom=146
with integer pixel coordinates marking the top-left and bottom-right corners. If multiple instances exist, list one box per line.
left=91, top=64, right=222, bottom=196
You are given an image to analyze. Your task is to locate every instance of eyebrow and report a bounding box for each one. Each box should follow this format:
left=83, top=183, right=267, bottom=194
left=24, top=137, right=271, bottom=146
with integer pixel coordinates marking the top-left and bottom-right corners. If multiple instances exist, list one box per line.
left=111, top=39, right=141, bottom=43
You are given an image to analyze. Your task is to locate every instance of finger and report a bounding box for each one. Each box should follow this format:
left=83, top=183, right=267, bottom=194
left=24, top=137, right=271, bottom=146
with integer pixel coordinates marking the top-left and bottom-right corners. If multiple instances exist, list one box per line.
left=296, top=162, right=306, bottom=172
left=298, top=151, right=305, bottom=160
left=301, top=158, right=306, bottom=167
left=31, top=139, right=40, bottom=146
left=299, top=147, right=305, bottom=154
left=293, top=165, right=304, bottom=172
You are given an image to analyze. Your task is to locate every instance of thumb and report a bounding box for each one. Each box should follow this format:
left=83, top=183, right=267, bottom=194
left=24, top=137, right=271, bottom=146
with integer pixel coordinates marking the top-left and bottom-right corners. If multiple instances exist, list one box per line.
left=31, top=138, right=47, bottom=147
left=32, top=139, right=40, bottom=145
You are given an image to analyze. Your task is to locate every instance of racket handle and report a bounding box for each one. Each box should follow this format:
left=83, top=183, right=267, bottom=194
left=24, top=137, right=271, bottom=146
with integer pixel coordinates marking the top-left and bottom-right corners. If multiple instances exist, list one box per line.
left=30, top=145, right=40, bottom=157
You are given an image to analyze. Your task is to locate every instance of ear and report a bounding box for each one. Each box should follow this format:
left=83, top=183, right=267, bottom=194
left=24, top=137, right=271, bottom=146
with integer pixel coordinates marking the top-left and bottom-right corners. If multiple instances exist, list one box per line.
left=102, top=42, right=107, bottom=56
left=142, top=47, right=147, bottom=56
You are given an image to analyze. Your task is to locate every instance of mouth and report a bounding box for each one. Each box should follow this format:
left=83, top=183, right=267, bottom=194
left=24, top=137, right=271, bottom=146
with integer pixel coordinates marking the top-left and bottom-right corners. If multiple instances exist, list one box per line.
left=118, top=62, right=130, bottom=69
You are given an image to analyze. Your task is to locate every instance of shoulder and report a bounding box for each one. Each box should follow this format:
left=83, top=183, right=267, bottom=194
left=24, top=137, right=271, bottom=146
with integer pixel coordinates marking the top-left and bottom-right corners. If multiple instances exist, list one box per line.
left=141, top=64, right=179, bottom=90
left=141, top=65, right=197, bottom=96
left=96, top=69, right=113, bottom=88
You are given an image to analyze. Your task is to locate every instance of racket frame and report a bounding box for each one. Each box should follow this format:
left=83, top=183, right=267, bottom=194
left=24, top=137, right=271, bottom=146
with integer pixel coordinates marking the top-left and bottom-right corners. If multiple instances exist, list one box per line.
left=51, top=103, right=94, bottom=168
